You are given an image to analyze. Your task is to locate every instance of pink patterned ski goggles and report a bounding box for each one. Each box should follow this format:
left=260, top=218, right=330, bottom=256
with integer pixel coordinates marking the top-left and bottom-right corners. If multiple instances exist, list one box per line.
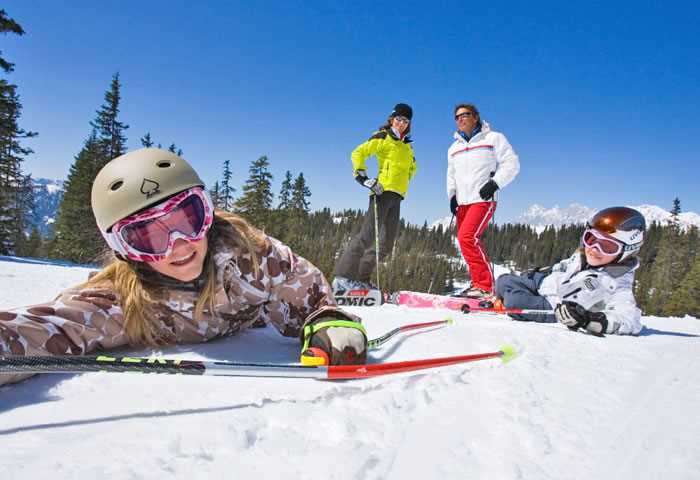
left=104, top=187, right=214, bottom=262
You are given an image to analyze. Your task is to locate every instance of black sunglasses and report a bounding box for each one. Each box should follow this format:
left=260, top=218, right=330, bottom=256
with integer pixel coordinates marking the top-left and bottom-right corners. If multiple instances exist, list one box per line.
left=455, top=111, right=475, bottom=120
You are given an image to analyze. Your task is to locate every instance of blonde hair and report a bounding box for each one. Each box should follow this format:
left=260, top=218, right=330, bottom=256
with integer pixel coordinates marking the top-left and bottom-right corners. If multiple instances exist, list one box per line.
left=83, top=210, right=266, bottom=346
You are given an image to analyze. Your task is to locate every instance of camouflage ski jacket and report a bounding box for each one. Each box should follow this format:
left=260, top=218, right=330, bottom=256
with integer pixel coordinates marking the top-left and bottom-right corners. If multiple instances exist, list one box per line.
left=0, top=233, right=351, bottom=386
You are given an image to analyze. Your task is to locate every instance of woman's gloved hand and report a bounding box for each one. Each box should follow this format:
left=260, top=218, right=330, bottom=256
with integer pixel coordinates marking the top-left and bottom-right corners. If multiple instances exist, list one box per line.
left=300, top=316, right=367, bottom=365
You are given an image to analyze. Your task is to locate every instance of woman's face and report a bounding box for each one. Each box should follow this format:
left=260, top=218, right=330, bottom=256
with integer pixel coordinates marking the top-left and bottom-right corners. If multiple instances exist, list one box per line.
left=584, top=246, right=617, bottom=267
left=149, top=236, right=209, bottom=282
left=391, top=116, right=410, bottom=135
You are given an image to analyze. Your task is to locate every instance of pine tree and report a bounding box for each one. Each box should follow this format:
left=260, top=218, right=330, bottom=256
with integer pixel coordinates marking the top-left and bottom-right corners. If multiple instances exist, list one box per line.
left=219, top=160, right=235, bottom=211
left=90, top=72, right=128, bottom=161
left=50, top=75, right=130, bottom=262
left=0, top=9, right=24, bottom=74
left=209, top=181, right=221, bottom=209
left=50, top=133, right=105, bottom=262
left=18, top=224, right=41, bottom=257
left=277, top=172, right=312, bottom=249
left=140, top=132, right=154, bottom=147
left=278, top=171, right=293, bottom=210
left=290, top=173, right=311, bottom=214
left=670, top=198, right=681, bottom=221
left=0, top=11, right=36, bottom=255
left=167, top=143, right=183, bottom=156
left=10, top=173, right=35, bottom=251
left=645, top=227, right=683, bottom=315
left=234, top=155, right=273, bottom=228
left=665, top=252, right=700, bottom=318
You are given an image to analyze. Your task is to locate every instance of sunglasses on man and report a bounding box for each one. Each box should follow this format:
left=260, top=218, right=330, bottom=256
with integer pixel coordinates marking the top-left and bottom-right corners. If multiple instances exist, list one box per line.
left=455, top=111, right=475, bottom=121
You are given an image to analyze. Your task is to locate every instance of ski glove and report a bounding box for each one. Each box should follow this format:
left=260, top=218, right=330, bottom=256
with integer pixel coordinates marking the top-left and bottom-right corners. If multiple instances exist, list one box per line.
left=478, top=179, right=499, bottom=200
left=355, top=171, right=384, bottom=195
left=555, top=301, right=617, bottom=335
left=300, top=316, right=368, bottom=366
left=450, top=196, right=458, bottom=215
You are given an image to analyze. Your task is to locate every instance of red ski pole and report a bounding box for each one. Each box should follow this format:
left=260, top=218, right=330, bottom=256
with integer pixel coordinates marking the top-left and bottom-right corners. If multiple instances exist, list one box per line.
left=0, top=345, right=517, bottom=381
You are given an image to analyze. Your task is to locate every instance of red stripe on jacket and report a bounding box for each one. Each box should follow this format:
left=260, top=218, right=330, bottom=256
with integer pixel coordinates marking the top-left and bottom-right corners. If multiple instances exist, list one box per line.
left=450, top=145, right=495, bottom=157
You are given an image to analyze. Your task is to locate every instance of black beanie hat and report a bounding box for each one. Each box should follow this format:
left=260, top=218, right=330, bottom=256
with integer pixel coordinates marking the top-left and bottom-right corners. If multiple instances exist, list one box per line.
left=391, top=103, right=413, bottom=120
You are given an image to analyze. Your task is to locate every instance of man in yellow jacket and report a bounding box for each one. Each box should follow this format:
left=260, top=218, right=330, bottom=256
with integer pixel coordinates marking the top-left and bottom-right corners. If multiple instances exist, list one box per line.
left=333, top=103, right=417, bottom=292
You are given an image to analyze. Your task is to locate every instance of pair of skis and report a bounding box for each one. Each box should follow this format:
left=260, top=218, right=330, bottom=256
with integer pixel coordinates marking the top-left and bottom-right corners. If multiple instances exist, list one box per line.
left=0, top=318, right=516, bottom=381
left=391, top=290, right=555, bottom=316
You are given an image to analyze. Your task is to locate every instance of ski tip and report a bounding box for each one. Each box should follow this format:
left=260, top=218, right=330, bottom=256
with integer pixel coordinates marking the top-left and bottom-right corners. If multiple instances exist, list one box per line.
left=499, top=344, right=517, bottom=364
left=445, top=317, right=455, bottom=325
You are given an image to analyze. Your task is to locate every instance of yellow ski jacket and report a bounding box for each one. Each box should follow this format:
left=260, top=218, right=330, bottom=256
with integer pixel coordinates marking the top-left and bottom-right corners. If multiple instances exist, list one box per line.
left=351, top=128, right=417, bottom=197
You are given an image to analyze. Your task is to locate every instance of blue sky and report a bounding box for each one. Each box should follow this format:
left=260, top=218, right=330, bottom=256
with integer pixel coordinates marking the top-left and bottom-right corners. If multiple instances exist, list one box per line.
left=3, top=1, right=699, bottom=225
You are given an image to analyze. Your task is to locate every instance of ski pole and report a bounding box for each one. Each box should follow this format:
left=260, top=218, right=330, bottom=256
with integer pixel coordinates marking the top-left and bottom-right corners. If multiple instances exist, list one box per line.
left=460, top=304, right=554, bottom=315
left=445, top=213, right=455, bottom=294
left=0, top=345, right=516, bottom=380
left=302, top=317, right=453, bottom=365
left=367, top=318, right=453, bottom=350
left=373, top=194, right=381, bottom=291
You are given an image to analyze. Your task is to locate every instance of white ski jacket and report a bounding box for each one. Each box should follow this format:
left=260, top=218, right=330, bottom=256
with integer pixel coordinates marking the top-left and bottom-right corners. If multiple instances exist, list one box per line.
left=446, top=121, right=520, bottom=205
left=538, top=253, right=643, bottom=335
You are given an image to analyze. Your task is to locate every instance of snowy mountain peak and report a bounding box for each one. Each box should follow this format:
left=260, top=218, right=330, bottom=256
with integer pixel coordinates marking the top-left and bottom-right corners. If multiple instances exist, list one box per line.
left=518, top=203, right=596, bottom=231
left=517, top=203, right=700, bottom=233
left=430, top=203, right=700, bottom=233
left=33, top=178, right=64, bottom=193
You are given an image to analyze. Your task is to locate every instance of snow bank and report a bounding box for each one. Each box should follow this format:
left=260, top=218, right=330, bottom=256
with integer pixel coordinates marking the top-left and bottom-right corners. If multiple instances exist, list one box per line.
left=1, top=257, right=698, bottom=479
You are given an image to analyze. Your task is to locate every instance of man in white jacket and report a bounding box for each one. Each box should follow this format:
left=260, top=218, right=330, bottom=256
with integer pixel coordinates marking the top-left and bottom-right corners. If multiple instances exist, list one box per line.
left=447, top=104, right=520, bottom=298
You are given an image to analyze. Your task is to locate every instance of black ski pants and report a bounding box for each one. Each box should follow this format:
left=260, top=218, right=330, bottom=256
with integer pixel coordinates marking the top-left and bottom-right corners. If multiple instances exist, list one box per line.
left=334, top=192, right=402, bottom=283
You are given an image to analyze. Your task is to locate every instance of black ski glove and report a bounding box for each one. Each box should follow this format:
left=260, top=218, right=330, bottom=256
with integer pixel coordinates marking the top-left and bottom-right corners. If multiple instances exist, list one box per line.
left=355, top=170, right=384, bottom=195
left=450, top=196, right=458, bottom=215
left=300, top=316, right=368, bottom=366
left=555, top=301, right=612, bottom=336
left=479, top=179, right=499, bottom=200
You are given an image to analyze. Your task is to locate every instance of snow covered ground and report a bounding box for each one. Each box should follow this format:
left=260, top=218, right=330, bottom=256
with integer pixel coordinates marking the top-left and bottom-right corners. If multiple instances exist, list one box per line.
left=1, top=257, right=699, bottom=479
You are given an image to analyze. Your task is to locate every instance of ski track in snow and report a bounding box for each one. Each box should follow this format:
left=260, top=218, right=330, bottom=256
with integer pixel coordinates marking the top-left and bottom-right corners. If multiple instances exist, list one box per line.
left=0, top=259, right=699, bottom=479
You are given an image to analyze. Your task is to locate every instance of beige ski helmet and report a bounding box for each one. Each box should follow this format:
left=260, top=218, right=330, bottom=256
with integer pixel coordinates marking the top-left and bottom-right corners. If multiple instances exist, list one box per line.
left=91, top=148, right=205, bottom=232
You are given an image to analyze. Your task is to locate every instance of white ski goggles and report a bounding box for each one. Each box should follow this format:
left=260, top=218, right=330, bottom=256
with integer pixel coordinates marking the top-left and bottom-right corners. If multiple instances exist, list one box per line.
left=581, top=228, right=625, bottom=256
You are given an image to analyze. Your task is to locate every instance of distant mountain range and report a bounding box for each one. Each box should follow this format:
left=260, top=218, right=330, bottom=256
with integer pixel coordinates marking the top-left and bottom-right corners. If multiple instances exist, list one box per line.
left=31, top=178, right=64, bottom=236
left=28, top=178, right=700, bottom=238
left=431, top=203, right=700, bottom=233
